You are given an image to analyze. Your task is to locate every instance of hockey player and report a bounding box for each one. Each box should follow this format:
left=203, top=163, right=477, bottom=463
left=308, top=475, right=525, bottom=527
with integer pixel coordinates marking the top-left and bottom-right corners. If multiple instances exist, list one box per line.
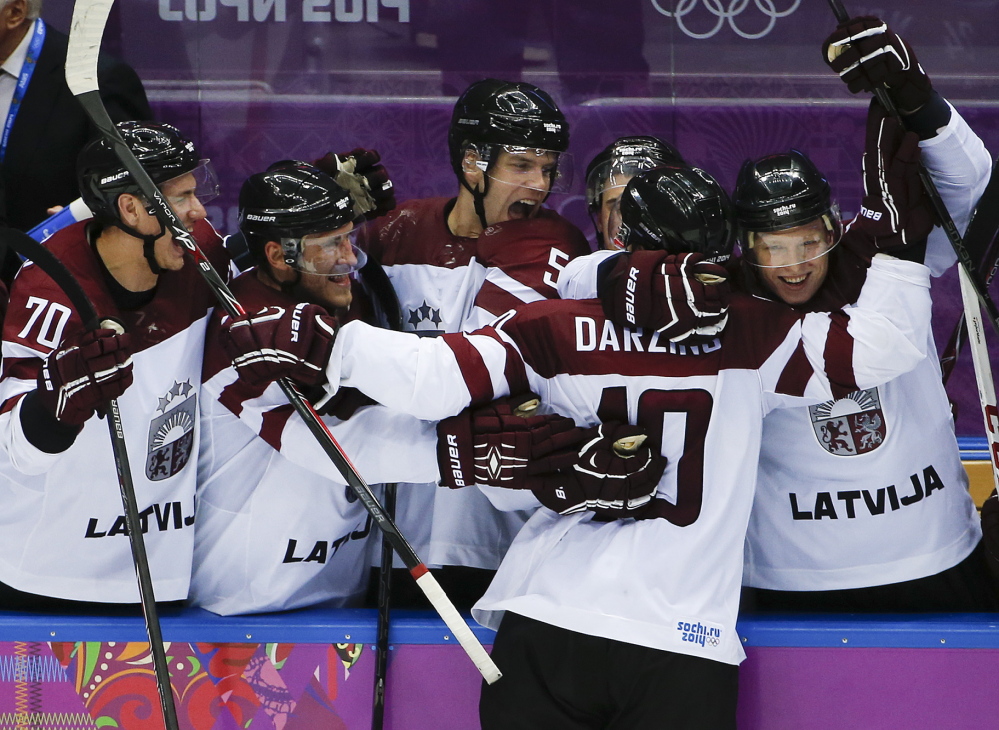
left=193, top=161, right=442, bottom=615
left=736, top=17, right=998, bottom=611
left=584, top=135, right=685, bottom=249
left=360, top=78, right=591, bottom=604
left=0, top=121, right=226, bottom=610
left=220, top=163, right=934, bottom=727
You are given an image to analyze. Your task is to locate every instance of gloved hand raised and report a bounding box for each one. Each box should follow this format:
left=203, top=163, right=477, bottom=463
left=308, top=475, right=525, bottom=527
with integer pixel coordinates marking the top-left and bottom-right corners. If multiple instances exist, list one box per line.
left=533, top=422, right=667, bottom=520
left=823, top=16, right=932, bottom=113
left=600, top=250, right=730, bottom=343
left=314, top=148, right=396, bottom=220
left=857, top=101, right=937, bottom=259
left=220, top=303, right=337, bottom=388
left=35, top=326, right=133, bottom=426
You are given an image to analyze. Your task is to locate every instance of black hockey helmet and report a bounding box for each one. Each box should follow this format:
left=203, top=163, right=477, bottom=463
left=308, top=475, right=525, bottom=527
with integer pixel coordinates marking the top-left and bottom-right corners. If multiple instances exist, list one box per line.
left=77, top=121, right=216, bottom=226
left=617, top=165, right=735, bottom=264
left=448, top=79, right=569, bottom=176
left=733, top=150, right=841, bottom=266
left=238, top=161, right=365, bottom=274
left=585, top=135, right=685, bottom=210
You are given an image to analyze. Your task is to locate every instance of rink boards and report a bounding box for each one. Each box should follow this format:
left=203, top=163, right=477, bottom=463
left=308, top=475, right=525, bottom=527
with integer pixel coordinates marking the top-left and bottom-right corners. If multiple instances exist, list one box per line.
left=0, top=608, right=997, bottom=729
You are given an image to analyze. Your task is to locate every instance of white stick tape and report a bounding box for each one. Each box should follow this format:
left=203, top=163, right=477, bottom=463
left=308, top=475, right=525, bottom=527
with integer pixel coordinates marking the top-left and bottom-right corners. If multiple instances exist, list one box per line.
left=66, top=0, right=115, bottom=96
left=415, top=571, right=502, bottom=684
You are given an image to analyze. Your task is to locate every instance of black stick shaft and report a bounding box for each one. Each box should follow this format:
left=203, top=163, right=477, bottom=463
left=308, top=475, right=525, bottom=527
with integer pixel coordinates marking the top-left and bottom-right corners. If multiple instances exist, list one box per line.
left=372, top=483, right=397, bottom=730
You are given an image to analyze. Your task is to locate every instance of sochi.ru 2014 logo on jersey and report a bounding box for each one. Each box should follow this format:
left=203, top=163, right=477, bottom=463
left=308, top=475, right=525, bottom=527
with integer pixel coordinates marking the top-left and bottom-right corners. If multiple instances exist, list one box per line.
left=146, top=381, right=197, bottom=480
left=676, top=617, right=723, bottom=649
left=809, top=387, right=886, bottom=456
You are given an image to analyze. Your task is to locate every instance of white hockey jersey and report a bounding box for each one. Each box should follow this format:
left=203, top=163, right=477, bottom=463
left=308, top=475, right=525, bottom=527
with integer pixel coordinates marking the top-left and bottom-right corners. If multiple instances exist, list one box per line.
left=324, top=255, right=931, bottom=665
left=361, top=196, right=590, bottom=569
left=0, top=220, right=227, bottom=603
left=192, top=272, right=440, bottom=615
left=743, top=104, right=992, bottom=590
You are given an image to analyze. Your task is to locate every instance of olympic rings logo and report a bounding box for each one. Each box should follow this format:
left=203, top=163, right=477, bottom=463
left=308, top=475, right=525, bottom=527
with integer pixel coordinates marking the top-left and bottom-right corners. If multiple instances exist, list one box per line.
left=650, top=0, right=802, bottom=40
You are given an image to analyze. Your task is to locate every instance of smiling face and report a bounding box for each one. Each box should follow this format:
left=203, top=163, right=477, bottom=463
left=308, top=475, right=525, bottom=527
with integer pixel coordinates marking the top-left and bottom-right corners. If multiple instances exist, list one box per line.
left=751, top=219, right=833, bottom=306
left=264, top=222, right=360, bottom=311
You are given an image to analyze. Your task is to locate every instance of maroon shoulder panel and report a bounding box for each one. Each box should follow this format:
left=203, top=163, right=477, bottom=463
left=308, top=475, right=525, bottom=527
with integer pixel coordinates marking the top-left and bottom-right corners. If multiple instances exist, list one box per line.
left=360, top=197, right=476, bottom=268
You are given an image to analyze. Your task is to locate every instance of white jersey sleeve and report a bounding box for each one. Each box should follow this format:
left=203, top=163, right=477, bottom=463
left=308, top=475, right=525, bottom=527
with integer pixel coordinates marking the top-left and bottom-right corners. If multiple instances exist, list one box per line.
left=201, top=365, right=440, bottom=486
left=555, top=249, right=619, bottom=301
left=920, top=103, right=992, bottom=276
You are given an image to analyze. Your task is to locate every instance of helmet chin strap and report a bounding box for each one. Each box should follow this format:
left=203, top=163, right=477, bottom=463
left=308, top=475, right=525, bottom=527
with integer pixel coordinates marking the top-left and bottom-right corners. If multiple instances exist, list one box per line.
left=115, top=218, right=165, bottom=276
left=458, top=171, right=491, bottom=233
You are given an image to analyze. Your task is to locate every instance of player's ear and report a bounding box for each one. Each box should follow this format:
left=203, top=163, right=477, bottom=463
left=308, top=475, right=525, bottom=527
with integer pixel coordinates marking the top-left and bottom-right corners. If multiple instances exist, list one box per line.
left=264, top=240, right=291, bottom=272
left=117, top=193, right=144, bottom=228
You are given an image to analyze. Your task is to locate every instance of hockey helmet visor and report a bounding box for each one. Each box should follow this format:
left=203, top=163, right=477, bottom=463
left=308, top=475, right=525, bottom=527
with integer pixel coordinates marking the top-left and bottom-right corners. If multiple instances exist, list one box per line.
left=281, top=226, right=367, bottom=277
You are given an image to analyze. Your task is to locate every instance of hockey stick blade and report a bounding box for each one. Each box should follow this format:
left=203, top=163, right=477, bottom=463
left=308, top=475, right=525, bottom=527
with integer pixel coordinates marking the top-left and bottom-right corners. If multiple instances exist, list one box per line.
left=68, top=0, right=500, bottom=686
left=0, top=228, right=180, bottom=730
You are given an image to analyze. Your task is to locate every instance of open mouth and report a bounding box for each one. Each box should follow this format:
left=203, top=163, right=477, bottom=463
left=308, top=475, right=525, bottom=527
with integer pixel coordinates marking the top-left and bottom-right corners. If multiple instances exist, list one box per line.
left=779, top=273, right=808, bottom=286
left=508, top=199, right=539, bottom=219
left=327, top=273, right=350, bottom=286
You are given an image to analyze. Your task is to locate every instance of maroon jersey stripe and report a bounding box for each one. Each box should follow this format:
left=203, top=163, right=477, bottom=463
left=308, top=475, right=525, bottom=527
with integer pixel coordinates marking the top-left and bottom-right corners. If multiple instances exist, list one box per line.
left=774, top=340, right=814, bottom=398
left=442, top=333, right=494, bottom=406
left=3, top=357, right=40, bottom=382
left=477, top=327, right=531, bottom=396
left=260, top=404, right=296, bottom=451
left=474, top=280, right=525, bottom=320
left=823, top=311, right=858, bottom=399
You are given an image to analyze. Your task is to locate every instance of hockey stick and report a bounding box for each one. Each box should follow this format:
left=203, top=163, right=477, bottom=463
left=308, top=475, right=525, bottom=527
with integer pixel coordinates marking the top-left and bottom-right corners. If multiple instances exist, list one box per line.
left=941, top=158, right=999, bottom=384
left=67, top=0, right=501, bottom=686
left=0, top=228, right=180, bottom=730
left=372, top=483, right=396, bottom=730
left=826, top=0, right=999, bottom=491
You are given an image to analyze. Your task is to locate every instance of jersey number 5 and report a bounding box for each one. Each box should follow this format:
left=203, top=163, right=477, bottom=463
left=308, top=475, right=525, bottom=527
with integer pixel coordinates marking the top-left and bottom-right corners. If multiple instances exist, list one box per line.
left=598, top=385, right=712, bottom=527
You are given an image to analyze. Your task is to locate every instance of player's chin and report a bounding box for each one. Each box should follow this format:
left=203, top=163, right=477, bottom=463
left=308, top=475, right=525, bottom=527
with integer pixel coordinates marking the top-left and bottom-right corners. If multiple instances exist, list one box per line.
left=322, top=274, right=353, bottom=308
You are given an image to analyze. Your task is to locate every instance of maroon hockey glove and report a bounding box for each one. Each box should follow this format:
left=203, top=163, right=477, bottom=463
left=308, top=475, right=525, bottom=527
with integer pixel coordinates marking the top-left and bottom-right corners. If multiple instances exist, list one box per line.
left=858, top=102, right=936, bottom=257
left=823, top=16, right=932, bottom=113
left=601, top=250, right=730, bottom=342
left=220, top=303, right=337, bottom=388
left=436, top=394, right=588, bottom=490
left=314, top=148, right=396, bottom=220
left=533, top=422, right=667, bottom=520
left=35, top=327, right=134, bottom=427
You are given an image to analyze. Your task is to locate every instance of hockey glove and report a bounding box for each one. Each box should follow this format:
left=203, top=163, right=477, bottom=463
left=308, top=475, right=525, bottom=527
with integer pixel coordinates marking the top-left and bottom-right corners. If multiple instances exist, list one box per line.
left=314, top=148, right=396, bottom=220
left=35, top=327, right=134, bottom=427
left=436, top=393, right=589, bottom=490
left=600, top=250, right=730, bottom=343
left=858, top=102, right=936, bottom=259
left=221, top=303, right=337, bottom=388
left=823, top=16, right=932, bottom=113
left=533, top=422, right=666, bottom=519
